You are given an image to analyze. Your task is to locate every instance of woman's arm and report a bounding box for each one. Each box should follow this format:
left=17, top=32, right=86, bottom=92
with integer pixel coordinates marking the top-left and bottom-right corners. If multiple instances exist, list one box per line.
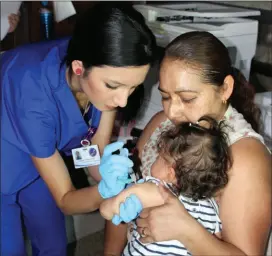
left=88, top=110, right=117, bottom=182
left=218, top=138, right=271, bottom=255
left=138, top=138, right=271, bottom=255
left=100, top=182, right=164, bottom=220
left=32, top=150, right=103, bottom=215
left=103, top=110, right=167, bottom=255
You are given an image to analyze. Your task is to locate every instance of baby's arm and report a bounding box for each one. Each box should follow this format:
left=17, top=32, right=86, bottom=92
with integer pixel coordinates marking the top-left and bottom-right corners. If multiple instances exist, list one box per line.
left=100, top=181, right=165, bottom=220
left=215, top=232, right=222, bottom=239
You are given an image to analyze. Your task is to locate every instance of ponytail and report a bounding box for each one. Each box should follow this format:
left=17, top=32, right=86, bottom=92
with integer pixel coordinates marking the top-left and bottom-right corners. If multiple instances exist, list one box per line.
left=229, top=67, right=261, bottom=132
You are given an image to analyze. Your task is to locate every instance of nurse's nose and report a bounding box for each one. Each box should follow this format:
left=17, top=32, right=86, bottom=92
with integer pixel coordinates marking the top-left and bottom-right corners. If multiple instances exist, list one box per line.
left=114, top=91, right=129, bottom=108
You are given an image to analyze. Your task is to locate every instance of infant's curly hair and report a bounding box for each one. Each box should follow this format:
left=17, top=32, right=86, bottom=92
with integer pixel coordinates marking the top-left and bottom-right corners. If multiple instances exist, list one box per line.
left=157, top=116, right=232, bottom=201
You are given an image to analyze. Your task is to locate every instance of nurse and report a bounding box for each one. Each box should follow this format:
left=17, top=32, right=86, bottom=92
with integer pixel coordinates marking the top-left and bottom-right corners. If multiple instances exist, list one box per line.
left=1, top=3, right=156, bottom=256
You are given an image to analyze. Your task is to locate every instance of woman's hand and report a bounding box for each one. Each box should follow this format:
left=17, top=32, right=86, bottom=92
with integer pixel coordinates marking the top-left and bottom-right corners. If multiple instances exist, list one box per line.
left=98, top=141, right=133, bottom=199
left=136, top=184, right=193, bottom=243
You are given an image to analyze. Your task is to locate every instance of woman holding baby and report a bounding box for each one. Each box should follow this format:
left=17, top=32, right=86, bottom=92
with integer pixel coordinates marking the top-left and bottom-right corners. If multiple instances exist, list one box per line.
left=103, top=31, right=271, bottom=256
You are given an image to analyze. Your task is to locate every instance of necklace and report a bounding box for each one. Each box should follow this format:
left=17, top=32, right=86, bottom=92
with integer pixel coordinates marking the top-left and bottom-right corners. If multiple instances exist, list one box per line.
left=73, top=91, right=90, bottom=113
left=66, top=68, right=90, bottom=112
left=83, top=100, right=91, bottom=117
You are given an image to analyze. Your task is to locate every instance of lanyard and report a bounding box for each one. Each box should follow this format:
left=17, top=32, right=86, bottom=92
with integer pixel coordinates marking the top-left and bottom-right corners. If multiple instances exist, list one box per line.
left=81, top=127, right=97, bottom=147
left=80, top=104, right=97, bottom=147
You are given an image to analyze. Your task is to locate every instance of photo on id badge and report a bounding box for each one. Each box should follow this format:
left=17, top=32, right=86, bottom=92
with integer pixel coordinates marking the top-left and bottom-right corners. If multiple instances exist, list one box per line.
left=72, top=145, right=100, bottom=169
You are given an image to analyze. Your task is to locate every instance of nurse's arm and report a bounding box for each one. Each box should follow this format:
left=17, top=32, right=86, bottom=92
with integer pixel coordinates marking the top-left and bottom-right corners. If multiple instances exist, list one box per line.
left=32, top=150, right=103, bottom=215
left=88, top=110, right=117, bottom=182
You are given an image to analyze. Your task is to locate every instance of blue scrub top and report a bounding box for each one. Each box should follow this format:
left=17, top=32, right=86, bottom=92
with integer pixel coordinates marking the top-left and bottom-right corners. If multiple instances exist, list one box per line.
left=1, top=39, right=101, bottom=195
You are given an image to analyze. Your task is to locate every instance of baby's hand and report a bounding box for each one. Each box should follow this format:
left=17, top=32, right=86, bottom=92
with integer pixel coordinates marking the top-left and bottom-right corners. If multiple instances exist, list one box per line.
left=100, top=197, right=119, bottom=220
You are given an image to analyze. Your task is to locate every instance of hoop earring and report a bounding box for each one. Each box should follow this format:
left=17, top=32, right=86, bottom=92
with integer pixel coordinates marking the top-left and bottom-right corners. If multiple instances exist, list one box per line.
left=222, top=99, right=227, bottom=104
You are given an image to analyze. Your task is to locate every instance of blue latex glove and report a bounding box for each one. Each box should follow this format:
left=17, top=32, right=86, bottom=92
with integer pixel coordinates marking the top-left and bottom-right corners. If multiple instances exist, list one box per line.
left=112, top=179, right=144, bottom=225
left=98, top=141, right=134, bottom=199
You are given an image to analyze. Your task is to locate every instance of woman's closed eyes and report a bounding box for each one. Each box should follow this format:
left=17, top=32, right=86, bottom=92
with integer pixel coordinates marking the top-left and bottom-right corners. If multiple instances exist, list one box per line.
left=160, top=93, right=197, bottom=104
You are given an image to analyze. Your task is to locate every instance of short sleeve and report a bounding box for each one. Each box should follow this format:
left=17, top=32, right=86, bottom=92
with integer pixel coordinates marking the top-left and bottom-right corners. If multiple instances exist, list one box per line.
left=144, top=176, right=161, bottom=185
left=9, top=69, right=57, bottom=158
left=145, top=176, right=178, bottom=196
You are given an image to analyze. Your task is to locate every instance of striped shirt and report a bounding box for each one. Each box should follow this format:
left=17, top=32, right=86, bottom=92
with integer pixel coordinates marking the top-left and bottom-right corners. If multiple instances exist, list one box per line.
left=123, top=177, right=222, bottom=256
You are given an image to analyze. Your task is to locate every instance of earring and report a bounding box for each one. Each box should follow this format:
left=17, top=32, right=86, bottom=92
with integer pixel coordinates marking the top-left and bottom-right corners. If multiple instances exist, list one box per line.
left=75, top=68, right=82, bottom=75
left=222, top=99, right=227, bottom=104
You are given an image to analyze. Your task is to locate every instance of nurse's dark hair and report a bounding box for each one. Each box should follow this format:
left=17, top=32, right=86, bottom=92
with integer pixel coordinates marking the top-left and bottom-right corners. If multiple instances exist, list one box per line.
left=164, top=31, right=260, bottom=132
left=65, top=3, right=157, bottom=122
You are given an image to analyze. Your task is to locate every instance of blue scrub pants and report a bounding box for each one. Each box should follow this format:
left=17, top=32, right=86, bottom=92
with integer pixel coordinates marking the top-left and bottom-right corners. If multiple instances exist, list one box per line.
left=1, top=177, right=67, bottom=256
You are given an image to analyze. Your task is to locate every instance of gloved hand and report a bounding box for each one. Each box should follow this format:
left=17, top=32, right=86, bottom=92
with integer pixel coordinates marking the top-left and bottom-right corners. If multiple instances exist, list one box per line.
left=98, top=141, right=134, bottom=199
left=112, top=179, right=144, bottom=225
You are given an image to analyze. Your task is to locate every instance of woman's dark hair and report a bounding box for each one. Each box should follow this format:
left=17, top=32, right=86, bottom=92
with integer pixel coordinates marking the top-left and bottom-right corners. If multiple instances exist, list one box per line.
left=65, top=2, right=157, bottom=122
left=165, top=31, right=260, bottom=132
left=157, top=116, right=232, bottom=201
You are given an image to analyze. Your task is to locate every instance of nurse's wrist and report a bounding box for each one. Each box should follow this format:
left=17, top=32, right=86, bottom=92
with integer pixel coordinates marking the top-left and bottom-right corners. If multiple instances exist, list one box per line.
left=85, top=184, right=104, bottom=212
left=98, top=180, right=108, bottom=199
left=97, top=180, right=117, bottom=199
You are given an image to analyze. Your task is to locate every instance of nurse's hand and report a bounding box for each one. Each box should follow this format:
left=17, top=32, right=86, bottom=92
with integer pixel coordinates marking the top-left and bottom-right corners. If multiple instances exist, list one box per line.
left=98, top=141, right=133, bottom=199
left=111, top=194, right=143, bottom=225
left=111, top=179, right=145, bottom=225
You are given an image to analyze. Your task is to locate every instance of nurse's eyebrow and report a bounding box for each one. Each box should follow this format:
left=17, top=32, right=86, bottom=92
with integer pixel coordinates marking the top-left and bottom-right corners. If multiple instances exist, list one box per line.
left=108, top=80, right=127, bottom=86
left=109, top=80, right=138, bottom=88
left=158, top=87, right=197, bottom=93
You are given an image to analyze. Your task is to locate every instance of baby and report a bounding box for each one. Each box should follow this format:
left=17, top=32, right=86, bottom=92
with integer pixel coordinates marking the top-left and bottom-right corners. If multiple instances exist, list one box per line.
left=100, top=116, right=232, bottom=256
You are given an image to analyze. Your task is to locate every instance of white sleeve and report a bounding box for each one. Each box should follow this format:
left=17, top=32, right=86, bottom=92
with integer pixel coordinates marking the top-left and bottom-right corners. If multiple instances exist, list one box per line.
left=144, top=176, right=162, bottom=185
left=145, top=176, right=178, bottom=197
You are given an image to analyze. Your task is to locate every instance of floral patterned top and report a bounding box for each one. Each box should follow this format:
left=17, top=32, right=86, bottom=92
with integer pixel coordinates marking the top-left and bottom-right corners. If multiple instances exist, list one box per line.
left=140, top=105, right=266, bottom=178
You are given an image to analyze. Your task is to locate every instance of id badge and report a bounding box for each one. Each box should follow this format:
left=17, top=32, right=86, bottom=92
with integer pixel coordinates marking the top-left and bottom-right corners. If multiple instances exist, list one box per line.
left=72, top=145, right=100, bottom=169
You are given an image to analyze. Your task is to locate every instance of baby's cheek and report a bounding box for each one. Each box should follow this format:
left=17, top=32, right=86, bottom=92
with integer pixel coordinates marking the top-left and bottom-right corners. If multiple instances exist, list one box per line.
left=151, top=168, right=166, bottom=181
left=154, top=159, right=170, bottom=179
left=150, top=165, right=155, bottom=177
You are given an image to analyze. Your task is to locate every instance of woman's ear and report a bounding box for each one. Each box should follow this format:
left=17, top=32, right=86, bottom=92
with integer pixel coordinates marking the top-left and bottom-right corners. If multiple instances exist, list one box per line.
left=222, top=75, right=234, bottom=101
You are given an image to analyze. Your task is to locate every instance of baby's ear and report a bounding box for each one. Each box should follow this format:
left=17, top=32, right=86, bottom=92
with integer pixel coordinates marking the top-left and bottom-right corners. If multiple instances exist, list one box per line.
left=167, top=166, right=177, bottom=184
